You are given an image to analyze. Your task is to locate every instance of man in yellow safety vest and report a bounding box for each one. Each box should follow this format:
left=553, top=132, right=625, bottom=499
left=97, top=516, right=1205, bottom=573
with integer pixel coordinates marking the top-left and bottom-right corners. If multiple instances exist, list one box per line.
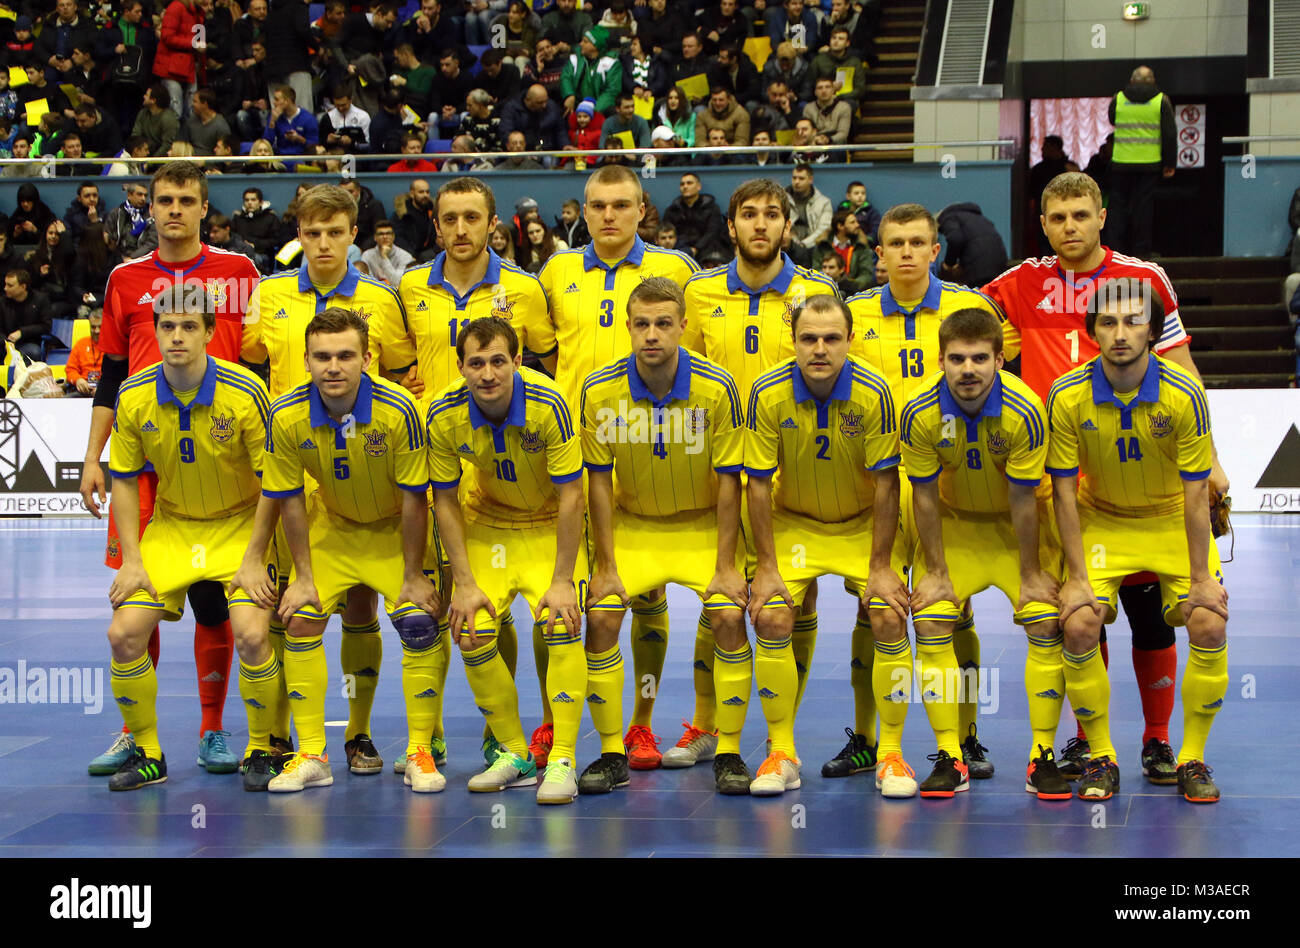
left=1106, top=65, right=1176, bottom=257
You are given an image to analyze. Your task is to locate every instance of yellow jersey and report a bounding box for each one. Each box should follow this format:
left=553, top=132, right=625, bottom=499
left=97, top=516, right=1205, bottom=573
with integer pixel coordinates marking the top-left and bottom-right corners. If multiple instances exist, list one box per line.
left=425, top=365, right=583, bottom=529
left=531, top=236, right=699, bottom=407
left=399, top=249, right=548, bottom=409
left=1045, top=354, right=1213, bottom=518
left=110, top=357, right=271, bottom=520
left=241, top=263, right=417, bottom=398
left=745, top=355, right=899, bottom=523
left=262, top=373, right=427, bottom=523
left=681, top=254, right=840, bottom=400
left=899, top=370, right=1048, bottom=514
left=580, top=349, right=744, bottom=517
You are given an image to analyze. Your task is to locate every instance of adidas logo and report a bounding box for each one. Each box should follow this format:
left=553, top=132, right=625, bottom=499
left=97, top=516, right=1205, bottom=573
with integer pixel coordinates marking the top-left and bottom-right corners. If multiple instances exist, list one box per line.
left=1035, top=689, right=1062, bottom=699
left=1080, top=419, right=1098, bottom=431
left=476, top=705, right=493, bottom=716
left=287, top=690, right=306, bottom=700
left=200, top=671, right=224, bottom=682
left=921, top=688, right=940, bottom=701
left=273, top=308, right=288, bottom=320
left=780, top=418, right=798, bottom=429
left=564, top=282, right=580, bottom=294
left=1035, top=296, right=1054, bottom=311
left=457, top=443, right=474, bottom=455
left=936, top=438, right=953, bottom=448
left=1149, top=675, right=1174, bottom=690
left=1075, top=706, right=1093, bottom=716
left=416, top=300, right=428, bottom=311
left=586, top=694, right=606, bottom=704
left=1203, top=698, right=1223, bottom=710
left=885, top=689, right=907, bottom=703
left=850, top=657, right=864, bottom=669
left=757, top=687, right=778, bottom=699
left=552, top=692, right=575, bottom=703
left=722, top=695, right=746, bottom=706
left=137, top=292, right=154, bottom=305
left=115, top=696, right=138, bottom=706
left=864, top=328, right=878, bottom=340
left=414, top=688, right=439, bottom=698
left=299, top=438, right=317, bottom=450
left=692, top=660, right=709, bottom=672
left=709, top=306, right=725, bottom=318
left=244, top=698, right=267, bottom=708
left=355, top=667, right=379, bottom=678
left=638, top=630, right=665, bottom=642
left=141, top=421, right=158, bottom=432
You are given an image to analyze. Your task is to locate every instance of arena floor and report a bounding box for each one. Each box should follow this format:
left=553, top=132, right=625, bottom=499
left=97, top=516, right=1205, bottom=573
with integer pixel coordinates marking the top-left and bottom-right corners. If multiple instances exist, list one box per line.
left=1, top=515, right=1296, bottom=859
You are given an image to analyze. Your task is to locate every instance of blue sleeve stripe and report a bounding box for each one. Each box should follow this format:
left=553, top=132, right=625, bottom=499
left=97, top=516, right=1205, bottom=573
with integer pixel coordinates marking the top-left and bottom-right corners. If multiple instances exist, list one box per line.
left=1158, top=369, right=1210, bottom=437
left=850, top=368, right=897, bottom=434
left=109, top=467, right=145, bottom=479
left=746, top=365, right=795, bottom=428
left=373, top=390, right=423, bottom=449
left=1002, top=393, right=1046, bottom=449
left=551, top=468, right=584, bottom=485
left=900, top=390, right=940, bottom=444
left=216, top=371, right=273, bottom=423
left=526, top=390, right=575, bottom=441
left=1180, top=468, right=1211, bottom=481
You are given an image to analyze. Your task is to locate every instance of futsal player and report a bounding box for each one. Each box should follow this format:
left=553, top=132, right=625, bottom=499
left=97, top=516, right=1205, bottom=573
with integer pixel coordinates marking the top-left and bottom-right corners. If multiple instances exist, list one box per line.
left=835, top=203, right=1005, bottom=782
left=81, top=161, right=262, bottom=777
left=102, top=285, right=278, bottom=792
left=426, top=316, right=586, bottom=801
left=577, top=278, right=748, bottom=796
left=242, top=184, right=419, bottom=778
left=983, top=171, right=1228, bottom=784
left=261, top=308, right=442, bottom=793
left=744, top=295, right=908, bottom=796
left=527, top=165, right=699, bottom=770
left=1047, top=279, right=1227, bottom=804
left=901, top=308, right=1071, bottom=800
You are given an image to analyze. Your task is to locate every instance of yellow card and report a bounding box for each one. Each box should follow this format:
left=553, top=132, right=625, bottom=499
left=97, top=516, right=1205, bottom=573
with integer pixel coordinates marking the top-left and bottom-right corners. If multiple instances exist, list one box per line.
left=675, top=72, right=709, bottom=102
left=24, top=98, right=49, bottom=126
left=60, top=83, right=81, bottom=107
left=0, top=9, right=15, bottom=20
left=611, top=130, right=634, bottom=149
left=633, top=96, right=653, bottom=120
left=836, top=66, right=854, bottom=96
left=8, top=65, right=27, bottom=88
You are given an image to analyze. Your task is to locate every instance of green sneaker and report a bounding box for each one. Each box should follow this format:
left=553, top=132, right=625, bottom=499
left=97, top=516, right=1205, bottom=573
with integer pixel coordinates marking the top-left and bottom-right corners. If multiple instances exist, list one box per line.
left=468, top=747, right=537, bottom=791
left=109, top=749, right=168, bottom=791
left=431, top=735, right=448, bottom=767
left=481, top=734, right=501, bottom=765
left=821, top=727, right=877, bottom=778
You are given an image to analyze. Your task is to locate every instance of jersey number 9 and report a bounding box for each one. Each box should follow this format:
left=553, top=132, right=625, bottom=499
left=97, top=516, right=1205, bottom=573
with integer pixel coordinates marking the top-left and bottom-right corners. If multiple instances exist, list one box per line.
left=179, top=437, right=196, bottom=464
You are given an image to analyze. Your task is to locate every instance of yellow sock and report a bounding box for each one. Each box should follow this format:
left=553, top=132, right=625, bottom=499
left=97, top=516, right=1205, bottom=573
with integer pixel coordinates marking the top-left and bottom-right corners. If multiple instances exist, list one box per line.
left=916, top=629, right=961, bottom=758
left=692, top=611, right=717, bottom=732
left=1178, top=642, right=1227, bottom=764
left=1024, top=626, right=1066, bottom=761
left=873, top=637, right=912, bottom=757
left=462, top=635, right=527, bottom=756
left=530, top=619, right=553, bottom=726
left=850, top=616, right=877, bottom=742
left=268, top=620, right=291, bottom=740
left=585, top=645, right=625, bottom=755
left=238, top=654, right=279, bottom=757
left=341, top=620, right=382, bottom=742
left=283, top=632, right=328, bottom=755
left=630, top=594, right=669, bottom=728
left=401, top=626, right=446, bottom=757
left=483, top=614, right=520, bottom=744
left=111, top=654, right=160, bottom=758
left=543, top=622, right=586, bottom=762
left=755, top=635, right=799, bottom=758
left=1063, top=645, right=1114, bottom=760
left=791, top=611, right=818, bottom=712
left=432, top=620, right=451, bottom=740
left=712, top=641, right=752, bottom=754
left=954, top=610, right=979, bottom=737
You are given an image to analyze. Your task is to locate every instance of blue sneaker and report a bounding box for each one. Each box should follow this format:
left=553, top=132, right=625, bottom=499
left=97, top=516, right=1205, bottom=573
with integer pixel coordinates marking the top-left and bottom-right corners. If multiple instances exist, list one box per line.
left=197, top=730, right=239, bottom=774
left=89, top=730, right=136, bottom=775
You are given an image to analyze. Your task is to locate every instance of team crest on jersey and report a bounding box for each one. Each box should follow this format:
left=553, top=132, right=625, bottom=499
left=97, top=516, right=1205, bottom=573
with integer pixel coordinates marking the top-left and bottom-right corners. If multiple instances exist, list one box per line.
left=782, top=287, right=806, bottom=326
left=209, top=411, right=236, bottom=444
left=492, top=290, right=515, bottom=318
left=986, top=430, right=1010, bottom=455
left=519, top=428, right=545, bottom=453
left=108, top=536, right=120, bottom=559
left=839, top=409, right=863, bottom=439
left=352, top=306, right=373, bottom=323
left=684, top=407, right=710, bottom=433
left=1148, top=411, right=1173, bottom=438
left=205, top=279, right=228, bottom=311
left=362, top=431, right=388, bottom=457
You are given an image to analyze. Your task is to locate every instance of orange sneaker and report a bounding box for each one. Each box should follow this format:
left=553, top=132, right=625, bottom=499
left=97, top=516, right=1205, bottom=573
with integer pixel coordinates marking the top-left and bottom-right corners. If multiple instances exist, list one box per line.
left=750, top=751, right=801, bottom=795
left=528, top=723, right=554, bottom=768
left=623, top=725, right=662, bottom=770
left=875, top=752, right=918, bottom=798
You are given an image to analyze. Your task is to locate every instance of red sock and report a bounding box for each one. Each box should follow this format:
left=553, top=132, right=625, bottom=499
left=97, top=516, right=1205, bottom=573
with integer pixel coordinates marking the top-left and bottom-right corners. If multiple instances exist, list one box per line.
left=1074, top=639, right=1113, bottom=742
left=1132, top=645, right=1176, bottom=743
left=195, top=621, right=234, bottom=735
left=147, top=626, right=161, bottom=668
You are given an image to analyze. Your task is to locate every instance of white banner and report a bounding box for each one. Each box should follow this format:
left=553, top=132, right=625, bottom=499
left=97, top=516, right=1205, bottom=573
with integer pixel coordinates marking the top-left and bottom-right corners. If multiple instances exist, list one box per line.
left=0, top=399, right=107, bottom=518
left=1205, top=389, right=1300, bottom=512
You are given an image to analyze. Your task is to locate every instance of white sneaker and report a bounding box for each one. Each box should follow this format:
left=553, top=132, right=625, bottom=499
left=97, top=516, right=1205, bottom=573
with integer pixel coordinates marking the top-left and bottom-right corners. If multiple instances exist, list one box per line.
left=268, top=753, right=333, bottom=792
left=661, top=722, right=718, bottom=769
left=875, top=753, right=918, bottom=798
left=468, top=748, right=538, bottom=792
left=404, top=749, right=446, bottom=793
left=536, top=758, right=578, bottom=805
left=749, top=752, right=801, bottom=796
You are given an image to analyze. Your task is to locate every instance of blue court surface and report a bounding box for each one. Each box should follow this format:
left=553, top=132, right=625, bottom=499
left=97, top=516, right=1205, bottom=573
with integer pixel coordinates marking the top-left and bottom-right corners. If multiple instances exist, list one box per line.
left=1, top=516, right=1297, bottom=859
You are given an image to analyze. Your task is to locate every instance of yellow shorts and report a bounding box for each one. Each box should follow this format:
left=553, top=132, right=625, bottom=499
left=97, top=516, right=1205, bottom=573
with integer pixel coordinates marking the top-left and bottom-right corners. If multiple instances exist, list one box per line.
left=767, top=507, right=897, bottom=610
left=463, top=519, right=590, bottom=636
left=910, top=501, right=1062, bottom=626
left=120, top=505, right=267, bottom=621
left=589, top=508, right=745, bottom=614
left=1080, top=505, right=1225, bottom=628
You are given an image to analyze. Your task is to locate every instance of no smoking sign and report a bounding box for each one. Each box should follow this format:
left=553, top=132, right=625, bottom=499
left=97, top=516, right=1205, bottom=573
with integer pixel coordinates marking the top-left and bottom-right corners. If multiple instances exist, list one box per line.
left=1175, top=103, right=1206, bottom=168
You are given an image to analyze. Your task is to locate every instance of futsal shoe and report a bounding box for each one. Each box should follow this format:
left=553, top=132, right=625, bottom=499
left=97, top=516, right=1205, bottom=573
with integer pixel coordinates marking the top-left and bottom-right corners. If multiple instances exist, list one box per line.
left=712, top=753, right=752, bottom=794
left=1025, top=746, right=1073, bottom=800
left=242, top=750, right=283, bottom=791
left=624, top=725, right=662, bottom=770
left=469, top=747, right=538, bottom=792
left=481, top=735, right=501, bottom=765
left=821, top=727, right=877, bottom=778
left=578, top=752, right=631, bottom=794
left=109, top=749, right=168, bottom=791
left=1176, top=760, right=1220, bottom=804
left=537, top=758, right=579, bottom=805
left=749, top=751, right=801, bottom=796
left=662, top=722, right=718, bottom=768
left=270, top=735, right=294, bottom=756
left=404, top=749, right=447, bottom=793
left=1058, top=736, right=1090, bottom=780
left=1077, top=756, right=1119, bottom=801
left=394, top=735, right=448, bottom=774
left=89, top=730, right=136, bottom=775
left=919, top=751, right=970, bottom=798
left=197, top=730, right=239, bottom=774
left=875, top=753, right=918, bottom=799
left=268, top=753, right=334, bottom=792
left=960, top=724, right=994, bottom=779
left=1140, top=738, right=1178, bottom=786
left=528, top=723, right=554, bottom=769
left=344, top=733, right=383, bottom=774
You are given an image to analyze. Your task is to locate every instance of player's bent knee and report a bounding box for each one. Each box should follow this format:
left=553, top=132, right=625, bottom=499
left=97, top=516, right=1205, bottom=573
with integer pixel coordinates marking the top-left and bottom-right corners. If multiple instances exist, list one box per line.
left=187, top=580, right=230, bottom=626
left=1185, top=610, right=1226, bottom=649
left=871, top=609, right=905, bottom=642
left=392, top=611, right=440, bottom=651
left=754, top=609, right=793, bottom=641
left=107, top=611, right=153, bottom=660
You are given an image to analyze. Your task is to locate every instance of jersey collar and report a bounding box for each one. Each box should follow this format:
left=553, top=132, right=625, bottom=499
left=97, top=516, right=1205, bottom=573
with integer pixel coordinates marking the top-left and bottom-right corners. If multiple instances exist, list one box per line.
left=726, top=253, right=795, bottom=296
left=626, top=348, right=693, bottom=408
left=880, top=271, right=943, bottom=316
left=1091, top=353, right=1160, bottom=407
left=428, top=249, right=504, bottom=306
left=467, top=370, right=527, bottom=431
left=1056, top=246, right=1113, bottom=287
left=152, top=244, right=208, bottom=278
left=791, top=357, right=853, bottom=406
left=310, top=372, right=374, bottom=430
left=584, top=235, right=646, bottom=272
left=155, top=355, right=218, bottom=408
left=298, top=261, right=362, bottom=298
left=938, top=372, right=1005, bottom=425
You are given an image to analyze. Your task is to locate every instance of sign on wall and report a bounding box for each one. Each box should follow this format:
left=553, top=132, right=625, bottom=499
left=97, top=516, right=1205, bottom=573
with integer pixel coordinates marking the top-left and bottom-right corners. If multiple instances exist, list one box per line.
left=1175, top=103, right=1206, bottom=169
left=1204, top=390, right=1300, bottom=513
left=0, top=399, right=106, bottom=517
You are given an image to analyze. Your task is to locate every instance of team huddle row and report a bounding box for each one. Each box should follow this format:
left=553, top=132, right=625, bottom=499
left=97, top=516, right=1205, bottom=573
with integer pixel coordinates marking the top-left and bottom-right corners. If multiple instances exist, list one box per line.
left=88, top=162, right=1228, bottom=808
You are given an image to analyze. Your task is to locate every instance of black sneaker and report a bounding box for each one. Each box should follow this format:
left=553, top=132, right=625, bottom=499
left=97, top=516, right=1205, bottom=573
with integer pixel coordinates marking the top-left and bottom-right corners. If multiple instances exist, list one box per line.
left=242, top=749, right=286, bottom=792
left=713, top=753, right=753, bottom=795
left=345, top=734, right=383, bottom=774
left=577, top=752, right=630, bottom=794
left=1077, top=755, right=1119, bottom=801
left=919, top=750, right=970, bottom=798
left=1141, top=738, right=1178, bottom=786
left=1025, top=745, right=1073, bottom=800
left=108, top=749, right=168, bottom=791
left=1176, top=760, right=1220, bottom=804
left=960, top=724, right=994, bottom=779
left=1058, top=736, right=1090, bottom=781
left=821, top=727, right=878, bottom=778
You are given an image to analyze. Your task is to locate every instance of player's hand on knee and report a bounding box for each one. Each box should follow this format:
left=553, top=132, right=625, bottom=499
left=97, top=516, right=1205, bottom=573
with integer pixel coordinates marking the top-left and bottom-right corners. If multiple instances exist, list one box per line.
left=399, top=573, right=441, bottom=617
left=706, top=566, right=749, bottom=610
left=586, top=568, right=628, bottom=614
left=748, top=566, right=792, bottom=625
left=1058, top=576, right=1102, bottom=624
left=449, top=583, right=494, bottom=650
left=1018, top=569, right=1061, bottom=612
left=230, top=560, right=278, bottom=610
left=277, top=578, right=321, bottom=624
left=538, top=580, right=580, bottom=637
left=80, top=460, right=106, bottom=519
left=108, top=562, right=156, bottom=607
left=907, top=570, right=950, bottom=616
left=1184, top=577, right=1229, bottom=622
